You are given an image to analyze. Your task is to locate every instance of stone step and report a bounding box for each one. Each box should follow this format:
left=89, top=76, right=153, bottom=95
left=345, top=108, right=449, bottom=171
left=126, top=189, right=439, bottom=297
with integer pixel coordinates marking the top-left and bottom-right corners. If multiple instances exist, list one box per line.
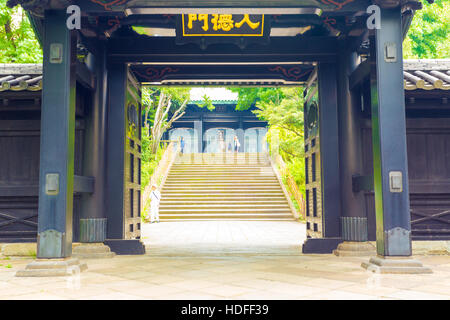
left=167, top=174, right=276, bottom=178
left=161, top=197, right=288, bottom=202
left=172, top=164, right=271, bottom=167
left=159, top=208, right=292, bottom=214
left=163, top=182, right=282, bottom=187
left=162, top=187, right=284, bottom=192
left=166, top=176, right=278, bottom=180
left=175, top=159, right=269, bottom=162
left=159, top=204, right=290, bottom=209
left=176, top=156, right=269, bottom=160
left=177, top=154, right=268, bottom=157
left=160, top=152, right=293, bottom=221
left=162, top=192, right=286, bottom=196
left=172, top=162, right=271, bottom=165
left=174, top=165, right=272, bottom=168
left=161, top=192, right=286, bottom=197
left=164, top=181, right=281, bottom=184
left=174, top=159, right=269, bottom=161
left=169, top=170, right=272, bottom=173
left=160, top=199, right=288, bottom=204
left=158, top=213, right=294, bottom=220
left=72, top=243, right=116, bottom=259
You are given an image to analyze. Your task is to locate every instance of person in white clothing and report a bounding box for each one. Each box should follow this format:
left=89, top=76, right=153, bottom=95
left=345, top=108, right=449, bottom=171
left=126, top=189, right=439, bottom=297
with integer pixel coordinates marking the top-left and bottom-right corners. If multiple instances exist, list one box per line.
left=150, top=184, right=161, bottom=223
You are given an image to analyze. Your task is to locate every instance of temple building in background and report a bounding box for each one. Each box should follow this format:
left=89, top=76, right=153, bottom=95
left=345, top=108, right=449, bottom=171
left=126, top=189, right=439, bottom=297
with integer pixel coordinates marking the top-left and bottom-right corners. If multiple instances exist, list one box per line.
left=165, top=99, right=268, bottom=153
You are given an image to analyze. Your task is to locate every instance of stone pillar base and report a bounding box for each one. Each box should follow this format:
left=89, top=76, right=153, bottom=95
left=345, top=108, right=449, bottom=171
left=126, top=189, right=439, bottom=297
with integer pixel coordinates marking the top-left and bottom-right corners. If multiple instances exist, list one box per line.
left=72, top=243, right=115, bottom=259
left=361, top=256, right=432, bottom=274
left=333, top=241, right=376, bottom=257
left=15, top=258, right=87, bottom=277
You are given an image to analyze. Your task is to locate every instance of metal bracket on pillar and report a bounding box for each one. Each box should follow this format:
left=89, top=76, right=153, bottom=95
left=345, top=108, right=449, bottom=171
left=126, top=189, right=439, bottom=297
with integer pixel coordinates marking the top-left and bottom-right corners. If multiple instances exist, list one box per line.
left=73, top=175, right=95, bottom=194
left=352, top=175, right=374, bottom=193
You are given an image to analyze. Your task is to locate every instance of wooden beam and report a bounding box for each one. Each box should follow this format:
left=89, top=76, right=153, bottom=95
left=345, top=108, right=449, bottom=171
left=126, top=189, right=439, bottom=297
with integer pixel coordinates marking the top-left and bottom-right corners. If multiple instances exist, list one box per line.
left=75, top=0, right=371, bottom=14
left=349, top=59, right=370, bottom=90
left=73, top=175, right=95, bottom=194
left=108, top=36, right=338, bottom=64
left=352, top=175, right=374, bottom=192
left=76, top=61, right=96, bottom=90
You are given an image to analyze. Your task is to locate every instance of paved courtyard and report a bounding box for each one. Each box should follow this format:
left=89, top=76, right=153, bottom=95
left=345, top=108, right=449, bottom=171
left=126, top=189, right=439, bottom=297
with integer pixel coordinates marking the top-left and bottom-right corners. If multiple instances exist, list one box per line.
left=141, top=221, right=306, bottom=256
left=0, top=221, right=449, bottom=300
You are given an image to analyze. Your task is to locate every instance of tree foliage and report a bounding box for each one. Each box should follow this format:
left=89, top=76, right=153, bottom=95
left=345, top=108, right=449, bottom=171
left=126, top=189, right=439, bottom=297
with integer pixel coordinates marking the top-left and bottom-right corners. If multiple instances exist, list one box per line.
left=198, top=94, right=216, bottom=111
left=229, top=87, right=306, bottom=194
left=141, top=87, right=191, bottom=153
left=228, top=87, right=285, bottom=111
left=0, top=3, right=42, bottom=63
left=403, top=0, right=450, bottom=59
left=233, top=87, right=304, bottom=159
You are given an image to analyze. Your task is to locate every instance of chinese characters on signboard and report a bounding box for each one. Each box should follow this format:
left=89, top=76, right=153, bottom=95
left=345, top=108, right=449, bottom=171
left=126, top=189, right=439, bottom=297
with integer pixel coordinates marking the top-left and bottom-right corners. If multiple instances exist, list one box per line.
left=182, top=14, right=264, bottom=36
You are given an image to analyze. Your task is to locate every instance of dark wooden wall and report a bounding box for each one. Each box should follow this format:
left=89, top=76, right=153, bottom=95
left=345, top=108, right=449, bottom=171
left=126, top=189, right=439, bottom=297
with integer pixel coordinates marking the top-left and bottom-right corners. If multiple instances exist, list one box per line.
left=361, top=96, right=450, bottom=241
left=1, top=81, right=449, bottom=242
left=0, top=84, right=89, bottom=242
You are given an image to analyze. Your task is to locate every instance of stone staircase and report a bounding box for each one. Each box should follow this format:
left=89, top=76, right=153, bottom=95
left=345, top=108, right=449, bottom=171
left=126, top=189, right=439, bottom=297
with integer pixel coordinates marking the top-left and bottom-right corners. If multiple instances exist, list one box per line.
left=159, top=153, right=295, bottom=221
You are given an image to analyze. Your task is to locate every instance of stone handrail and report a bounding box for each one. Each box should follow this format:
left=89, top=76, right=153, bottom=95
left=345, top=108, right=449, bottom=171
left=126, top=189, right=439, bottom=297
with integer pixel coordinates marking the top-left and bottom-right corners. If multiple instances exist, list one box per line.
left=272, top=154, right=306, bottom=219
left=142, top=140, right=179, bottom=211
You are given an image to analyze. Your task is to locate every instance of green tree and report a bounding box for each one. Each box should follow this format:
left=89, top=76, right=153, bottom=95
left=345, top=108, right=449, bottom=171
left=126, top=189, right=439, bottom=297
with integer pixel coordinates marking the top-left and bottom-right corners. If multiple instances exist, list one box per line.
left=141, top=87, right=191, bottom=153
left=0, top=3, right=42, bottom=63
left=403, top=0, right=450, bottom=59
left=198, top=94, right=216, bottom=111
left=229, top=87, right=306, bottom=194
left=229, top=87, right=284, bottom=111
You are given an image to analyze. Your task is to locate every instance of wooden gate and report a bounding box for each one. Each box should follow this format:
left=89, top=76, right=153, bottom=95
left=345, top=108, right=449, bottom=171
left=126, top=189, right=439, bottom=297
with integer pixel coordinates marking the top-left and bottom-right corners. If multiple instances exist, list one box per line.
left=304, top=75, right=323, bottom=238
left=105, top=65, right=142, bottom=241
left=124, top=72, right=142, bottom=239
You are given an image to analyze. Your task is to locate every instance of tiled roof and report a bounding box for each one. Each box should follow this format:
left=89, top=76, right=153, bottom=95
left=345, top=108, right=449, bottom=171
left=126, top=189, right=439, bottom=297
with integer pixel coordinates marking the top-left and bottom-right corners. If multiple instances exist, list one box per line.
left=0, top=64, right=42, bottom=92
left=1, top=60, right=449, bottom=93
left=404, top=59, right=450, bottom=91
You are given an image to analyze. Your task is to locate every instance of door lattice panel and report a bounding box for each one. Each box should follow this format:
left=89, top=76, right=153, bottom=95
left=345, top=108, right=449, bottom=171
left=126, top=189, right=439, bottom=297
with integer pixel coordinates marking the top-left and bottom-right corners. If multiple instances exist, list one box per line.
left=304, top=81, right=323, bottom=238
left=124, top=71, right=142, bottom=240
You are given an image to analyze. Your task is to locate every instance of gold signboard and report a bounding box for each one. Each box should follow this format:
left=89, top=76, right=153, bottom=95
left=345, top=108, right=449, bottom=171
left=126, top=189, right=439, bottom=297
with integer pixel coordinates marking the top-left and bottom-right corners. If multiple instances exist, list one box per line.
left=181, top=14, right=265, bottom=37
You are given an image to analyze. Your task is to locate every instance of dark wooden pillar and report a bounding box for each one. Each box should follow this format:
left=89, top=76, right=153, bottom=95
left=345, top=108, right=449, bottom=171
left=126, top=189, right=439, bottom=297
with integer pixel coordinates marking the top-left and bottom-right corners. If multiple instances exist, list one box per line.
left=337, top=47, right=368, bottom=241
left=370, top=7, right=411, bottom=256
left=104, top=64, right=145, bottom=254
left=105, top=64, right=127, bottom=240
left=302, top=63, right=342, bottom=253
left=78, top=44, right=108, bottom=242
left=318, top=63, right=341, bottom=239
left=37, top=10, right=76, bottom=258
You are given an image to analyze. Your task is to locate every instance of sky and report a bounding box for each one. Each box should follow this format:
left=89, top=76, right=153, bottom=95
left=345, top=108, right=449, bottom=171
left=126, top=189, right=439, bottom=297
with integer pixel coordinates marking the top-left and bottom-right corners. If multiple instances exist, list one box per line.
left=189, top=88, right=238, bottom=101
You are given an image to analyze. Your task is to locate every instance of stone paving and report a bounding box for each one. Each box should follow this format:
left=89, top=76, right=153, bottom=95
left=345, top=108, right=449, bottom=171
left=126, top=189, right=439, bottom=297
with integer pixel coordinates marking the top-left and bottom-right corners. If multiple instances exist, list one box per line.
left=0, top=221, right=449, bottom=300
left=142, top=221, right=305, bottom=256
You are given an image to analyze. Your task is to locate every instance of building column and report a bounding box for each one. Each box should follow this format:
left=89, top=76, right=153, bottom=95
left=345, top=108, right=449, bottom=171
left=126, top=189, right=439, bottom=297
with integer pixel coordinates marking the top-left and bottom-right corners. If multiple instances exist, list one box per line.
left=362, top=6, right=430, bottom=273
left=16, top=10, right=87, bottom=276
left=72, top=45, right=114, bottom=259
left=104, top=63, right=145, bottom=255
left=302, top=63, right=342, bottom=253
left=236, top=118, right=244, bottom=152
left=333, top=46, right=375, bottom=256
left=194, top=120, right=203, bottom=153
